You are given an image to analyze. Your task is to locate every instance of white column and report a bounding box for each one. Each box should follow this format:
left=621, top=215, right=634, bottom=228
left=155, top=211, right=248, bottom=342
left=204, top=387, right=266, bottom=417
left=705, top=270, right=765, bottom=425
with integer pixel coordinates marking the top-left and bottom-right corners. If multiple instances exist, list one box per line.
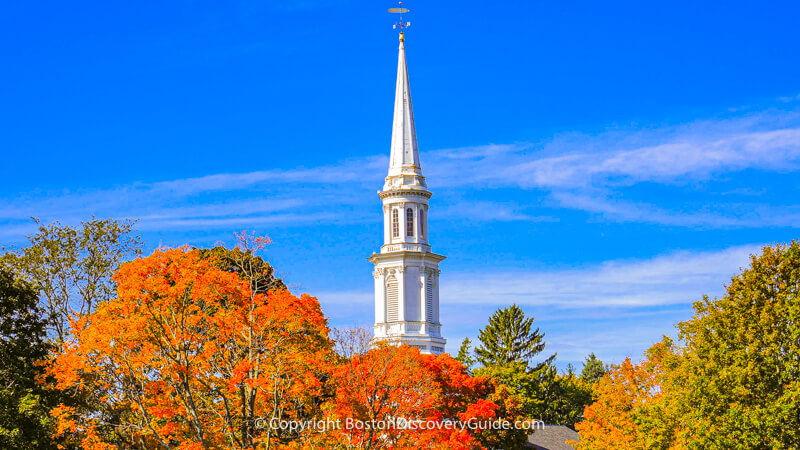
left=373, top=268, right=385, bottom=323
left=434, top=269, right=440, bottom=323
left=419, top=269, right=426, bottom=323
left=383, top=206, right=390, bottom=245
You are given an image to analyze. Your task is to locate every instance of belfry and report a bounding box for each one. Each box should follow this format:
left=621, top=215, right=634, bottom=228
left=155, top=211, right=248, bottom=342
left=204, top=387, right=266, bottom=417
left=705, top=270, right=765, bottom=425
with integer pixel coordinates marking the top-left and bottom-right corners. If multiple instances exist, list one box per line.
left=369, top=24, right=447, bottom=354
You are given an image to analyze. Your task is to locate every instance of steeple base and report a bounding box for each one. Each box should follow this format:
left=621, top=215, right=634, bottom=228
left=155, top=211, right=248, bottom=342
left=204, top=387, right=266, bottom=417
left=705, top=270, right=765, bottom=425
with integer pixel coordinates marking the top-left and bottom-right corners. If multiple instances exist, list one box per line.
left=372, top=328, right=447, bottom=355
left=370, top=250, right=446, bottom=355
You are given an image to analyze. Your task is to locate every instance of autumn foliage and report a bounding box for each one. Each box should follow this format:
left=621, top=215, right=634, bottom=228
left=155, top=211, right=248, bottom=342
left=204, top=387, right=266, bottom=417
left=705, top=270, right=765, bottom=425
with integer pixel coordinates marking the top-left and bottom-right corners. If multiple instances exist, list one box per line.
left=47, top=237, right=526, bottom=449
left=575, top=241, right=800, bottom=449
left=49, top=245, right=333, bottom=449
left=573, top=339, right=683, bottom=450
left=318, top=345, right=526, bottom=449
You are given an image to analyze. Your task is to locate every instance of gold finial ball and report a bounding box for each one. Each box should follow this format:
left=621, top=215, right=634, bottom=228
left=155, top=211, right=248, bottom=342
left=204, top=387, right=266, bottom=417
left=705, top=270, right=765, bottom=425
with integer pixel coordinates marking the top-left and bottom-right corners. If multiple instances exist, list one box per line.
left=399, top=31, right=405, bottom=42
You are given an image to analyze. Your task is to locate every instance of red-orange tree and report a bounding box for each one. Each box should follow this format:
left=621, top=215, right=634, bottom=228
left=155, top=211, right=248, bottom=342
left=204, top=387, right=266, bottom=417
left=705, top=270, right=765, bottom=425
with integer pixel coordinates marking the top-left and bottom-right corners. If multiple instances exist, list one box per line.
left=49, top=245, right=333, bottom=449
left=316, top=345, right=527, bottom=450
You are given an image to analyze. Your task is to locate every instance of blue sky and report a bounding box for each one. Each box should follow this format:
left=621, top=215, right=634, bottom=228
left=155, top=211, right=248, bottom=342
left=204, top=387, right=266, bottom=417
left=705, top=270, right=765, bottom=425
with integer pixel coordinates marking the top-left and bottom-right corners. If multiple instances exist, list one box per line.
left=2, top=0, right=800, bottom=369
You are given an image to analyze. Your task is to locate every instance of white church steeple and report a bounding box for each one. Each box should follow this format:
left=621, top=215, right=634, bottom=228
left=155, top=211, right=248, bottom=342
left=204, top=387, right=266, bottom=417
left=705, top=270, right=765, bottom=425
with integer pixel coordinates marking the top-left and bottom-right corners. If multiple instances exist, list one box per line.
left=370, top=28, right=447, bottom=355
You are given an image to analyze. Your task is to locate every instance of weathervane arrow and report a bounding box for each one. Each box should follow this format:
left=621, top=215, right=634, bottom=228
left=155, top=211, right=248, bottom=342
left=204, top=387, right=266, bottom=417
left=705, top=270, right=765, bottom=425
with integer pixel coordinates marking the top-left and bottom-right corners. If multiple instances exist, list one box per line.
left=388, top=1, right=410, bottom=40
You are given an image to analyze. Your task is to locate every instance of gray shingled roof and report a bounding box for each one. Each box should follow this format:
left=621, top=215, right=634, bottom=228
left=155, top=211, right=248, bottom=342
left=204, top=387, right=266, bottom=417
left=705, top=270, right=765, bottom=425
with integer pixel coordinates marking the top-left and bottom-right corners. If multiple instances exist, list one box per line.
left=527, top=425, right=580, bottom=450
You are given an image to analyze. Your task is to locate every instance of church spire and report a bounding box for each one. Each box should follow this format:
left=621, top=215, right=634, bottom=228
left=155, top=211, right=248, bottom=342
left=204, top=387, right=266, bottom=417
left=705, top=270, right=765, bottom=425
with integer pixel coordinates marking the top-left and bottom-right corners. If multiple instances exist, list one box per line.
left=389, top=36, right=420, bottom=176
left=385, top=27, right=426, bottom=189
left=371, top=4, right=446, bottom=355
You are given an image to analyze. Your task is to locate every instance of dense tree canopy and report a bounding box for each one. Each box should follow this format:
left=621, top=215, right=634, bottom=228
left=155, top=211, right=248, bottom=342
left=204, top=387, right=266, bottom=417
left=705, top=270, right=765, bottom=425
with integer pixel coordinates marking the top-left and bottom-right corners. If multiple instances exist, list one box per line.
left=576, top=241, right=800, bottom=449
left=198, top=234, right=285, bottom=294
left=0, top=271, right=56, bottom=449
left=676, top=241, right=800, bottom=447
left=574, top=339, right=681, bottom=450
left=44, top=235, right=527, bottom=449
left=11, top=222, right=797, bottom=447
left=49, top=246, right=333, bottom=449
left=320, top=345, right=528, bottom=450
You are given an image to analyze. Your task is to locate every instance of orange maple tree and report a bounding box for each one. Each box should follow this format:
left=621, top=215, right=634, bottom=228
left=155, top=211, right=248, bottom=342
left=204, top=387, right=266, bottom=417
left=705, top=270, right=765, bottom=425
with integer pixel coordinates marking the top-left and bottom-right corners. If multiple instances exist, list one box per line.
left=49, top=242, right=333, bottom=449
left=316, top=345, right=527, bottom=450
left=573, top=338, right=684, bottom=450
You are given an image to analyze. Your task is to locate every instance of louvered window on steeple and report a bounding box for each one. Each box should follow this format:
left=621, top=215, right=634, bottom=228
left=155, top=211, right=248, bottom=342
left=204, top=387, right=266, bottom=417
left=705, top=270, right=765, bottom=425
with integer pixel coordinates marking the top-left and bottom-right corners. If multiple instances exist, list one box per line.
left=419, top=209, right=425, bottom=239
left=406, top=208, right=414, bottom=237
left=386, top=276, right=399, bottom=322
left=392, top=209, right=399, bottom=238
left=426, top=275, right=434, bottom=322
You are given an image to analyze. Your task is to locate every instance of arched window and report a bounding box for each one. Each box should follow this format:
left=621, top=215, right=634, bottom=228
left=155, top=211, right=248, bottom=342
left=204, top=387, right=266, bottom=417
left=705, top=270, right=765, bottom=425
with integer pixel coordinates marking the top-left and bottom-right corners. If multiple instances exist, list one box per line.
left=406, top=208, right=414, bottom=237
left=419, top=209, right=425, bottom=239
left=392, top=209, right=399, bottom=238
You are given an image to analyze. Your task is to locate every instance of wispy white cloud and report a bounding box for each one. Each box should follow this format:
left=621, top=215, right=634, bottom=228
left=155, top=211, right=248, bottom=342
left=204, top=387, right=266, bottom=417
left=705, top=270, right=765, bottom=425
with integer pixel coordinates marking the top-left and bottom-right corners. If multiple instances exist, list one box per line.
left=440, top=244, right=758, bottom=308
left=422, top=116, right=800, bottom=190
left=314, top=245, right=759, bottom=364
left=2, top=106, right=799, bottom=239
left=543, top=320, right=683, bottom=367
left=778, top=93, right=800, bottom=103
left=587, top=128, right=800, bottom=184
left=137, top=199, right=304, bottom=221
left=437, top=244, right=760, bottom=365
left=419, top=111, right=800, bottom=227
left=137, top=211, right=357, bottom=231
left=438, top=200, right=558, bottom=223
left=148, top=155, right=387, bottom=197
left=549, top=192, right=800, bottom=228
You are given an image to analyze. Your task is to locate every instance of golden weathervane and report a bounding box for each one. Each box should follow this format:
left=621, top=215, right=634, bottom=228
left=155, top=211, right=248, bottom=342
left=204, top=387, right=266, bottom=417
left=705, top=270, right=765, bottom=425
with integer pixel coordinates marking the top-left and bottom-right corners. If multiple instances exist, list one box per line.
left=388, top=1, right=410, bottom=40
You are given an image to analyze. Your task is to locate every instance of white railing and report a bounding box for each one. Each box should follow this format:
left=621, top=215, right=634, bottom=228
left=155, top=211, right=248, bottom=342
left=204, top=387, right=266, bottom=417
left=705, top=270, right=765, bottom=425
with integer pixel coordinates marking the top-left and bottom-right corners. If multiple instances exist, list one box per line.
left=381, top=243, right=430, bottom=253
left=374, top=322, right=441, bottom=338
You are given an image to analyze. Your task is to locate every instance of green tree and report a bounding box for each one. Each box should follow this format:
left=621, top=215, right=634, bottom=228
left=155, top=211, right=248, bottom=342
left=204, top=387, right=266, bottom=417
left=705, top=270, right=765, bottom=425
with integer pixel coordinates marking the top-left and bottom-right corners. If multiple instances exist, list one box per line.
left=538, top=367, right=593, bottom=428
left=0, top=271, right=56, bottom=449
left=1, top=218, right=142, bottom=345
left=675, top=241, right=800, bottom=448
left=474, top=362, right=540, bottom=415
left=455, top=337, right=476, bottom=371
left=476, top=362, right=592, bottom=428
left=580, top=353, right=606, bottom=385
left=475, top=304, right=555, bottom=368
left=473, top=305, right=571, bottom=426
left=576, top=241, right=800, bottom=448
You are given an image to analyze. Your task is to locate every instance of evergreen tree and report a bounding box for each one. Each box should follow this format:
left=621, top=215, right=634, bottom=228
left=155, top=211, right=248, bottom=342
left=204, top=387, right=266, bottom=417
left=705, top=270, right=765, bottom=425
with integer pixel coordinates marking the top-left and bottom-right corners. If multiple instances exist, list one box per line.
left=473, top=304, right=570, bottom=425
left=580, top=353, right=606, bottom=385
left=475, top=304, right=555, bottom=368
left=455, top=337, right=476, bottom=371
